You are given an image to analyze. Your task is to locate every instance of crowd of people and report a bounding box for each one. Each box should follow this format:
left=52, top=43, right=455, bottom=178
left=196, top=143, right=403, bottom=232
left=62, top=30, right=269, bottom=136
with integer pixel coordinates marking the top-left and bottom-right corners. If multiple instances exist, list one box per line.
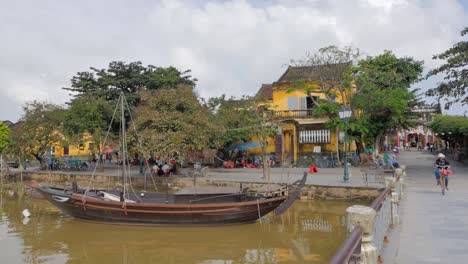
left=222, top=156, right=275, bottom=169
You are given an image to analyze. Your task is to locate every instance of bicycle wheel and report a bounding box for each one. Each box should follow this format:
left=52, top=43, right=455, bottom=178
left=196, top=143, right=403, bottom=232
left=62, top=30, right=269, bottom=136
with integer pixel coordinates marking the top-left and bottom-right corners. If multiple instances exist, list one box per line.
left=440, top=175, right=445, bottom=195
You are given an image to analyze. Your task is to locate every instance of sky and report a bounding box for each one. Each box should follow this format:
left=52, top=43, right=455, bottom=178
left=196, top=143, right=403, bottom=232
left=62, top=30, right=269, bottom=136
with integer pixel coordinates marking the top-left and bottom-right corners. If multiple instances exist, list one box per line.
left=1, top=0, right=467, bottom=122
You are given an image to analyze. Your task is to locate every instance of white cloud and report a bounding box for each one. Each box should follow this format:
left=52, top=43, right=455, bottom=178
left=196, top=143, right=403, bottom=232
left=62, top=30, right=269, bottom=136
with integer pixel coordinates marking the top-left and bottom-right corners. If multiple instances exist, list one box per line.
left=0, top=0, right=467, bottom=121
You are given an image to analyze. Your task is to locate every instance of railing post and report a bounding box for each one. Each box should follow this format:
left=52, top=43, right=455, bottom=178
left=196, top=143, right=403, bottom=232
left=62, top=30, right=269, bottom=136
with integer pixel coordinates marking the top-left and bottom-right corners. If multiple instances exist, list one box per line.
left=346, top=205, right=377, bottom=264
left=394, top=167, right=404, bottom=198
left=385, top=177, right=399, bottom=225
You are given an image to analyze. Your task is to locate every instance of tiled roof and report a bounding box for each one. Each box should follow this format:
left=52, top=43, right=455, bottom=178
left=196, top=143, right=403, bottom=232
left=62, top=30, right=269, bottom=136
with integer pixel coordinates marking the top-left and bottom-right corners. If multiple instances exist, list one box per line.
left=2, top=120, right=13, bottom=127
left=276, top=63, right=351, bottom=83
left=256, top=84, right=273, bottom=100
left=2, top=120, right=24, bottom=130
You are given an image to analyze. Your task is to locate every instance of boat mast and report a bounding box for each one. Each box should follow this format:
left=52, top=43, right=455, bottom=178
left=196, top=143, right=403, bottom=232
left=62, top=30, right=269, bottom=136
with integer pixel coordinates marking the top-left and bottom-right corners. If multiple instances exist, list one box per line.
left=120, top=93, right=127, bottom=200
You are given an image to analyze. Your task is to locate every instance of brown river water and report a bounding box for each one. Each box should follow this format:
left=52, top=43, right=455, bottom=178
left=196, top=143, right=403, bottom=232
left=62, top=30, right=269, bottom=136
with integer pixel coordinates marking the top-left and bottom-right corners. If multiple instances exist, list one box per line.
left=0, top=192, right=355, bottom=264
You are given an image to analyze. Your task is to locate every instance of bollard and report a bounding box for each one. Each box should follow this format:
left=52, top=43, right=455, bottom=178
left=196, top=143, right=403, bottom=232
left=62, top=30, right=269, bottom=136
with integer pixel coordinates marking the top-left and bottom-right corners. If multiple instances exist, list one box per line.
left=385, top=177, right=399, bottom=225
left=394, top=168, right=403, bottom=178
left=385, top=177, right=395, bottom=190
left=346, top=205, right=378, bottom=264
left=400, top=165, right=406, bottom=177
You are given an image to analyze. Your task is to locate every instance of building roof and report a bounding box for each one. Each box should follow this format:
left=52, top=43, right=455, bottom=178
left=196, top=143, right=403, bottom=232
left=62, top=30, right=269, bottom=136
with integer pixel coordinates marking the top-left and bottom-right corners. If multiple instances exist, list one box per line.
left=276, top=63, right=351, bottom=83
left=2, top=120, right=24, bottom=130
left=2, top=120, right=13, bottom=127
left=256, top=84, right=273, bottom=100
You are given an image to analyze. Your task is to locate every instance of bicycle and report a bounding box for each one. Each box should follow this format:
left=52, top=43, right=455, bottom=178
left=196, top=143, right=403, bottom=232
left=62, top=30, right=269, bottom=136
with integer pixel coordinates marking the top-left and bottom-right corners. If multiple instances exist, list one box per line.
left=349, top=152, right=360, bottom=167
left=437, top=165, right=450, bottom=195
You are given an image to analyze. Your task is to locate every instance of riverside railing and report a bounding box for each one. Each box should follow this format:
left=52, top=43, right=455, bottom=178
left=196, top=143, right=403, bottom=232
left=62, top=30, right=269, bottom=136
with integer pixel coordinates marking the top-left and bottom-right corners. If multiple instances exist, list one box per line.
left=330, top=167, right=405, bottom=264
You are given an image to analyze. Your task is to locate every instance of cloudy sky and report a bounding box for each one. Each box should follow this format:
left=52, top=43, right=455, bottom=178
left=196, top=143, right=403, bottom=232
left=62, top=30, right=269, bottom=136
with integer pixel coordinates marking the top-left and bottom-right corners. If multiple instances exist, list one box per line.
left=1, top=0, right=467, bottom=122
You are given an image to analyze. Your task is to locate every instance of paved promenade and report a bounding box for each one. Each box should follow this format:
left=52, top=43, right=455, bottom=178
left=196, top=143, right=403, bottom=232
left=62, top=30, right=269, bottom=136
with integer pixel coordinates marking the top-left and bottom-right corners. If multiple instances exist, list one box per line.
left=390, top=150, right=468, bottom=263
left=12, top=161, right=383, bottom=188
left=205, top=166, right=383, bottom=188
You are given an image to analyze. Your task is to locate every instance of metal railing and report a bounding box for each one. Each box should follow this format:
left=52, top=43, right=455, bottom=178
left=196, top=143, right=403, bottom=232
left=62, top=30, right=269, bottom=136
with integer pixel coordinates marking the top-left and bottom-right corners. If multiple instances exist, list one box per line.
left=329, top=226, right=364, bottom=264
left=330, top=172, right=402, bottom=264
left=370, top=187, right=392, bottom=258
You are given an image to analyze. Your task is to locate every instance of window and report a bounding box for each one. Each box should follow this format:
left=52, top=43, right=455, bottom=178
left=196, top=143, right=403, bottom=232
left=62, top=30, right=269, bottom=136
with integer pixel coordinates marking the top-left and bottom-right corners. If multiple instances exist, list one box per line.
left=79, top=143, right=85, bottom=150
left=302, top=96, right=319, bottom=110
left=287, top=97, right=299, bottom=110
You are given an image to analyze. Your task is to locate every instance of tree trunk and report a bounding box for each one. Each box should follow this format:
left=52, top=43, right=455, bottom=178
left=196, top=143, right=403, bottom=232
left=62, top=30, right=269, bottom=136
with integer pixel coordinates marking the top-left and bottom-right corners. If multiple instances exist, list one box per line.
left=353, top=132, right=368, bottom=163
left=374, top=134, right=383, bottom=156
left=34, top=154, right=46, bottom=170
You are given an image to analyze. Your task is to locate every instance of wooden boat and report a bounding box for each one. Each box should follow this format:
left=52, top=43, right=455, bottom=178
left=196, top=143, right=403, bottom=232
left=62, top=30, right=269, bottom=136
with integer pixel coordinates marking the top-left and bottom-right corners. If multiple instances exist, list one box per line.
left=29, top=175, right=305, bottom=226
left=29, top=92, right=306, bottom=225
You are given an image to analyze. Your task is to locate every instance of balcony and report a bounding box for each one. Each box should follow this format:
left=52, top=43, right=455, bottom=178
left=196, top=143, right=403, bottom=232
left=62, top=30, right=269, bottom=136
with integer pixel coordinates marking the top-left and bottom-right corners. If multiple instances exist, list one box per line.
left=273, top=110, right=322, bottom=119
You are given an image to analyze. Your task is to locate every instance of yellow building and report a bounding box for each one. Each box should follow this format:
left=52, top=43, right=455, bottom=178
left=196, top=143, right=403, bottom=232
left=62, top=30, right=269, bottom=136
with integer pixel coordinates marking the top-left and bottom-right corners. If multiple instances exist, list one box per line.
left=251, top=64, right=353, bottom=165
left=52, top=133, right=98, bottom=159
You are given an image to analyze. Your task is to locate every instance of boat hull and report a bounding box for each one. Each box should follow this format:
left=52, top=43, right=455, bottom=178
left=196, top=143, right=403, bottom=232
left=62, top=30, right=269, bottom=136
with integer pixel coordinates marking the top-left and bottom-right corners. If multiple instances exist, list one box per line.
left=34, top=186, right=288, bottom=226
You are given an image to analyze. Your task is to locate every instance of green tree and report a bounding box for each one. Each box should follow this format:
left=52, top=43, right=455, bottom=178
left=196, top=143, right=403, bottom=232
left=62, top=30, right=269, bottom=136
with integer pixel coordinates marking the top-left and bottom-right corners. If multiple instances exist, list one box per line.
left=0, top=121, right=10, bottom=152
left=64, top=61, right=196, bottom=106
left=352, top=51, right=424, bottom=150
left=9, top=101, right=65, bottom=169
left=205, top=95, right=260, bottom=147
left=430, top=114, right=468, bottom=135
left=63, top=95, right=115, bottom=154
left=133, top=85, right=219, bottom=166
left=208, top=96, right=278, bottom=179
left=427, top=27, right=468, bottom=108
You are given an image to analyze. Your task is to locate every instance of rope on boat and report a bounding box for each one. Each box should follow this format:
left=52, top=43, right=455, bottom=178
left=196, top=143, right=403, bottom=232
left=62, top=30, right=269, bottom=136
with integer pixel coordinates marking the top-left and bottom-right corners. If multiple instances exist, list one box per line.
left=124, top=96, right=159, bottom=191
left=83, top=93, right=120, bottom=200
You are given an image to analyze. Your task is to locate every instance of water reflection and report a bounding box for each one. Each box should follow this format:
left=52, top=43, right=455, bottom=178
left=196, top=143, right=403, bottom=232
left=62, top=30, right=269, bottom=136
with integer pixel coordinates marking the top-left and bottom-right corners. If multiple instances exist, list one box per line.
left=0, top=194, right=356, bottom=264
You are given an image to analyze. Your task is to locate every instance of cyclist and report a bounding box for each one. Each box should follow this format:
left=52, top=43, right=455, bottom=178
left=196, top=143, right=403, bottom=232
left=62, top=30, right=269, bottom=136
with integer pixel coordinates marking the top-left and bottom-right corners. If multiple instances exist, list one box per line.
left=435, top=153, right=450, bottom=190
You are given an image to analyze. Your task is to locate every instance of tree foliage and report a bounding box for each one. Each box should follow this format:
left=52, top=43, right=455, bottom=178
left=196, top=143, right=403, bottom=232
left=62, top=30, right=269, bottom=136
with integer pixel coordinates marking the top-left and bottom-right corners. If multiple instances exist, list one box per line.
left=289, top=45, right=360, bottom=108
left=427, top=27, right=468, bottom=108
left=63, top=95, right=115, bottom=152
left=64, top=61, right=196, bottom=106
left=205, top=95, right=260, bottom=146
left=8, top=101, right=65, bottom=169
left=133, top=86, right=219, bottom=162
left=0, top=121, right=10, bottom=152
left=207, top=95, right=278, bottom=178
left=352, top=51, right=424, bottom=146
left=430, top=114, right=468, bottom=136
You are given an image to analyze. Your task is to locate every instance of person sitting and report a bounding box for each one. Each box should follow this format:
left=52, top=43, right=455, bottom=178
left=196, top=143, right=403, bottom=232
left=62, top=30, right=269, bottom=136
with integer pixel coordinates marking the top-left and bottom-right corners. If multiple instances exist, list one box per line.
left=151, top=164, right=159, bottom=177
left=390, top=155, right=399, bottom=168
left=162, top=162, right=170, bottom=177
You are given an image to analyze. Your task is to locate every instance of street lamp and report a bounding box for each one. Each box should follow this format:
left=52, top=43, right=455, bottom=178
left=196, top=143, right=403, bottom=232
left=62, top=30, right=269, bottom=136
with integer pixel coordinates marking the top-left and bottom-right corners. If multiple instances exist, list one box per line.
left=339, top=108, right=352, bottom=183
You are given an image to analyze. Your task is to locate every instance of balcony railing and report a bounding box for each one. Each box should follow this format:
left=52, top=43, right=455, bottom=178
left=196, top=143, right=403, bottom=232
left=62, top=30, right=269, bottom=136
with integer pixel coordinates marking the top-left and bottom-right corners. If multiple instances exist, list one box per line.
left=273, top=110, right=321, bottom=119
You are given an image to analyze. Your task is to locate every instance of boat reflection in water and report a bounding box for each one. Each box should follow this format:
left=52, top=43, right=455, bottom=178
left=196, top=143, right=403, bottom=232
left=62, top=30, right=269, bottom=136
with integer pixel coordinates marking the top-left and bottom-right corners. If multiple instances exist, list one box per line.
left=0, top=195, right=356, bottom=264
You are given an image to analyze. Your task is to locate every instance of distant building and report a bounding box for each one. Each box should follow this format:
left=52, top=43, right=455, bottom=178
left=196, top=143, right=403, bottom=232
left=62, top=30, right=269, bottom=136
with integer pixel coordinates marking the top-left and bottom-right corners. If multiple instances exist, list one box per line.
left=3, top=120, right=97, bottom=159
left=395, top=104, right=441, bottom=148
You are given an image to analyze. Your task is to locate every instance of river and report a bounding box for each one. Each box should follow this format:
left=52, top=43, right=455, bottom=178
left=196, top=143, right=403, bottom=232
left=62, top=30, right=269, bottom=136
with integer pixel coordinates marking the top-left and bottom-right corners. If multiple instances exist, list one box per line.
left=0, top=192, right=355, bottom=264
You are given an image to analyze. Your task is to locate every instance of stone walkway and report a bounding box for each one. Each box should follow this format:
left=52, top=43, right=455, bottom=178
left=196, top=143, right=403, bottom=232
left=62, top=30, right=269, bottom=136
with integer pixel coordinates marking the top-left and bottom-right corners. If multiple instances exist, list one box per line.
left=205, top=166, right=383, bottom=188
left=11, top=160, right=385, bottom=188
left=387, top=150, right=468, bottom=263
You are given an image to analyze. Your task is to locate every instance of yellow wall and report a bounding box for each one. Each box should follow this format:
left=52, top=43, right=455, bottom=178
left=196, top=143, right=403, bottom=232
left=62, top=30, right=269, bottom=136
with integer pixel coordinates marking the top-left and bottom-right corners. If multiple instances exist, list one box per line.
left=53, top=133, right=96, bottom=158
left=271, top=82, right=349, bottom=111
